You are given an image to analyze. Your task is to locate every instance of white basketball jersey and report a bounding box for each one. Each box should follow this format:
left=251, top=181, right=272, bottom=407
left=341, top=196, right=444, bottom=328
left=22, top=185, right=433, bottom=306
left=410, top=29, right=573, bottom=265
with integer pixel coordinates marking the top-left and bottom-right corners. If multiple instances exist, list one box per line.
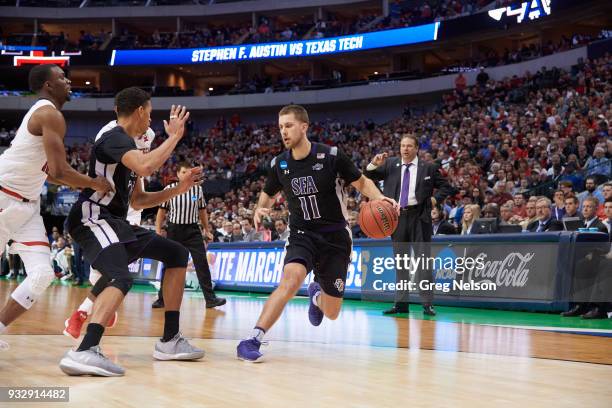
left=95, top=120, right=155, bottom=226
left=0, top=99, right=56, bottom=201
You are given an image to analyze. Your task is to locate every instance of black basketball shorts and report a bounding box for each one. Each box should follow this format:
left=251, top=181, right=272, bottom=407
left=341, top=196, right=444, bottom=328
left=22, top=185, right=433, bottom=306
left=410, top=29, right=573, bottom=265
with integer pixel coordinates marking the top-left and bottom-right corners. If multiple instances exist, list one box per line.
left=283, top=227, right=352, bottom=298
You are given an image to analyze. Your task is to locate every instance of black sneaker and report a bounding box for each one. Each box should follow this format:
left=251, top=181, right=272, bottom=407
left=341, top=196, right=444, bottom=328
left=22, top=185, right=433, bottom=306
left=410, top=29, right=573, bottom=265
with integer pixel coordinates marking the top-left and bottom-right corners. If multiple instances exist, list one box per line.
left=206, top=297, right=227, bottom=308
left=152, top=299, right=165, bottom=309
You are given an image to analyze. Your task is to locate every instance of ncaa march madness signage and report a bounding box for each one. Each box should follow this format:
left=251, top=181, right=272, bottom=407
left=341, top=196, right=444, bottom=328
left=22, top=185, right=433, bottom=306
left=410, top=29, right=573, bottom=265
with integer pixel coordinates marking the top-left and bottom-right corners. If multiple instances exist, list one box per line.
left=109, top=23, right=439, bottom=66
left=488, top=0, right=552, bottom=24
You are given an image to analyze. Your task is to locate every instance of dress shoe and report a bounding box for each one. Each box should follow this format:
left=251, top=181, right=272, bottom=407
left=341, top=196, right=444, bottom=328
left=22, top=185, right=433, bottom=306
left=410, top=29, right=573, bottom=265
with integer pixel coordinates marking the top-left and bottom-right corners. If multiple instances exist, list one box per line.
left=151, top=298, right=165, bottom=309
left=382, top=305, right=409, bottom=315
left=423, top=305, right=436, bottom=316
left=206, top=297, right=227, bottom=309
left=582, top=308, right=608, bottom=319
left=560, top=304, right=587, bottom=317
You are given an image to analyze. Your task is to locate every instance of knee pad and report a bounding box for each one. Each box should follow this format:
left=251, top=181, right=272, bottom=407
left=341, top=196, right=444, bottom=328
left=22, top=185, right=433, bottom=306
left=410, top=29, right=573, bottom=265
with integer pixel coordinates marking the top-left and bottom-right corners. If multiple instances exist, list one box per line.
left=11, top=264, right=54, bottom=309
left=89, top=268, right=102, bottom=285
left=110, top=277, right=133, bottom=295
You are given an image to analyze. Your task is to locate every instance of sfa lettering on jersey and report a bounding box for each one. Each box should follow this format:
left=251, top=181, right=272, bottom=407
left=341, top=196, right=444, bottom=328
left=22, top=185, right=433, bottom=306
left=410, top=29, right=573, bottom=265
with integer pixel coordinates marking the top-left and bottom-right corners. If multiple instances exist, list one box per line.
left=290, top=176, right=319, bottom=196
left=209, top=247, right=363, bottom=290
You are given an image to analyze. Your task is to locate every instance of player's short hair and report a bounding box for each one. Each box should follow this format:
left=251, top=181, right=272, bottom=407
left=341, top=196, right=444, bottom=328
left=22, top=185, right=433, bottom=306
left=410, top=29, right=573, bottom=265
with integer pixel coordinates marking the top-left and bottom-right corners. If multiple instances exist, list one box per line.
left=278, top=104, right=309, bottom=124
left=400, top=134, right=419, bottom=148
left=115, top=87, right=151, bottom=117
left=177, top=161, right=191, bottom=171
left=29, top=64, right=57, bottom=93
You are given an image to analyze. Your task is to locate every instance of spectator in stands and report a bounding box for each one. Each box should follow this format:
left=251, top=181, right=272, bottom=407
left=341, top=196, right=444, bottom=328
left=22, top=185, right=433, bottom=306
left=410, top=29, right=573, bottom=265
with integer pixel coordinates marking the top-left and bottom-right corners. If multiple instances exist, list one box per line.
left=551, top=190, right=566, bottom=220
left=603, top=197, right=612, bottom=234
left=490, top=181, right=513, bottom=206
left=217, top=221, right=233, bottom=243
left=527, top=197, right=563, bottom=232
left=274, top=218, right=290, bottom=241
left=476, top=67, right=489, bottom=88
left=581, top=197, right=608, bottom=233
left=597, top=182, right=612, bottom=219
left=564, top=195, right=582, bottom=220
left=559, top=180, right=574, bottom=197
left=348, top=211, right=365, bottom=238
left=240, top=219, right=257, bottom=242
left=578, top=176, right=605, bottom=210
left=459, top=204, right=480, bottom=235
left=432, top=206, right=456, bottom=235
left=499, top=203, right=514, bottom=225
left=520, top=199, right=537, bottom=231
left=512, top=193, right=527, bottom=218
left=230, top=223, right=244, bottom=242
left=455, top=73, right=467, bottom=94
left=584, top=146, right=610, bottom=184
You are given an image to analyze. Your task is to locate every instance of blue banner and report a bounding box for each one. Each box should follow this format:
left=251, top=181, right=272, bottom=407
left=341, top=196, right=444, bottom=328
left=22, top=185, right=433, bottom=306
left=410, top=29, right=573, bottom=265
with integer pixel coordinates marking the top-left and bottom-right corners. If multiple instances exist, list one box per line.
left=207, top=243, right=367, bottom=294
left=110, top=23, right=440, bottom=66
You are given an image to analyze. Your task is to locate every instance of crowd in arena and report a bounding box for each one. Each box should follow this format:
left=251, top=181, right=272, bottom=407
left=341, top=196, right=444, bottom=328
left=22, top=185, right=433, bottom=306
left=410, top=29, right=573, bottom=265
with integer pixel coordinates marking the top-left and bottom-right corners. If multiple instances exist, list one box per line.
left=5, top=0, right=490, bottom=53
left=2, top=52, right=610, bottom=284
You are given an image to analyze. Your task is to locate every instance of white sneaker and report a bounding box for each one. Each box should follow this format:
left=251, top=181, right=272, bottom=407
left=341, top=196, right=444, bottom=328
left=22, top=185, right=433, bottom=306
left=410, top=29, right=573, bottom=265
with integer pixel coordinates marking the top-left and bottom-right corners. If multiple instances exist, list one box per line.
left=153, top=332, right=205, bottom=361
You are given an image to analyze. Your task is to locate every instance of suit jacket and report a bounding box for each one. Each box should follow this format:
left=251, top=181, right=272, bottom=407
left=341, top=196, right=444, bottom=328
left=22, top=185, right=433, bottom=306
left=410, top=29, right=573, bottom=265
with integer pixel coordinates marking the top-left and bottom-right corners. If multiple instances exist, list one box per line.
left=583, top=218, right=609, bottom=234
left=527, top=218, right=564, bottom=232
left=433, top=221, right=457, bottom=235
left=364, top=157, right=456, bottom=223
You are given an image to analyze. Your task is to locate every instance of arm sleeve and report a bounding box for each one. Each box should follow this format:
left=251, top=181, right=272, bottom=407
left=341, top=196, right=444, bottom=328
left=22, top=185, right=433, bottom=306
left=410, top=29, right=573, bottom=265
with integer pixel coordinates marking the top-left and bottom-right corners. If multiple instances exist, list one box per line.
left=159, top=185, right=172, bottom=210
left=335, top=148, right=362, bottom=184
left=263, top=160, right=282, bottom=196
left=95, top=131, right=137, bottom=164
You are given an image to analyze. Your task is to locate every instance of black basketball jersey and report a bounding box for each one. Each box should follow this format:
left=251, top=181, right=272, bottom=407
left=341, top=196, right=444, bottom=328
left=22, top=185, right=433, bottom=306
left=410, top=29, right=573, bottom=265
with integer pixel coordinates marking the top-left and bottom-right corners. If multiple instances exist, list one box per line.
left=79, top=126, right=138, bottom=219
left=263, top=142, right=361, bottom=232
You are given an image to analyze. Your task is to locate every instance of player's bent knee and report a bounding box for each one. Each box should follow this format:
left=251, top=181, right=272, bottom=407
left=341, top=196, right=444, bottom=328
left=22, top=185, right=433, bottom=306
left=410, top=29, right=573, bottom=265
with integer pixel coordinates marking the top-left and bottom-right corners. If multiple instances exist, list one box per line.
left=110, top=277, right=133, bottom=295
left=10, top=264, right=54, bottom=309
left=162, top=242, right=189, bottom=268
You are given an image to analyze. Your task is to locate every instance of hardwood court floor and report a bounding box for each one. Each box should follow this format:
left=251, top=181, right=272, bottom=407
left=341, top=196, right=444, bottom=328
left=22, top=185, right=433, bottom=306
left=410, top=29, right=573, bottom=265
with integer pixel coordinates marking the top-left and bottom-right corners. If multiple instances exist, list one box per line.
left=0, top=281, right=611, bottom=407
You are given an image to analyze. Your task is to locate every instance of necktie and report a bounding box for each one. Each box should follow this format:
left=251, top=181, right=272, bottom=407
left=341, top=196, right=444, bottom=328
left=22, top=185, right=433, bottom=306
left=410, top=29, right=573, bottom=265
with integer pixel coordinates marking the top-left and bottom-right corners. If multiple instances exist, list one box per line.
left=537, top=223, right=544, bottom=232
left=399, top=163, right=411, bottom=208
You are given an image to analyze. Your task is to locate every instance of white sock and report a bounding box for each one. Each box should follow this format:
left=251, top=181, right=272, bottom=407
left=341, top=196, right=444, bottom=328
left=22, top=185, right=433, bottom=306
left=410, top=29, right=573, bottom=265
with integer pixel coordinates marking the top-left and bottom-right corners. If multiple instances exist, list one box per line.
left=250, top=327, right=265, bottom=342
left=0, top=322, right=6, bottom=334
left=78, top=298, right=94, bottom=314
left=313, top=291, right=321, bottom=307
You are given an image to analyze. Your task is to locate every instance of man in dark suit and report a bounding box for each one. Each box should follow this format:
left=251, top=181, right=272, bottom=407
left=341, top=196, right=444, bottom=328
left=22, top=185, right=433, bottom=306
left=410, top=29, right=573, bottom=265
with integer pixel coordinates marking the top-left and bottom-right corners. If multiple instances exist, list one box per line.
left=365, top=134, right=455, bottom=316
left=527, top=197, right=564, bottom=232
left=562, top=196, right=610, bottom=319
left=581, top=197, right=608, bottom=233
left=432, top=205, right=457, bottom=235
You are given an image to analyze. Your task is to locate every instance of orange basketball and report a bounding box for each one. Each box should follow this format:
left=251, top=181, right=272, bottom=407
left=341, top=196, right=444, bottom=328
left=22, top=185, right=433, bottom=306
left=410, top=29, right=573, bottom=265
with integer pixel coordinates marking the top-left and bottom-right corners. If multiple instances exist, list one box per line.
left=358, top=200, right=398, bottom=239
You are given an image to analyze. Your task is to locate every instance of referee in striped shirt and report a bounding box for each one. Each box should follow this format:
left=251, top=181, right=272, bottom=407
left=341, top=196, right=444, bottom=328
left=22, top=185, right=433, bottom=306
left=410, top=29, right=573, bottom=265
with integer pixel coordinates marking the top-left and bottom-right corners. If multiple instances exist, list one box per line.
left=153, top=162, right=226, bottom=309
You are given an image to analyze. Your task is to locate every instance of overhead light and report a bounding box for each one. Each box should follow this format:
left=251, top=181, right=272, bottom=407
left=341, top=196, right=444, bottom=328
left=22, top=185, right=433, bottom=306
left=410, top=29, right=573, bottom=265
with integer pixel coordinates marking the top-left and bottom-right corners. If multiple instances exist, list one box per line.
left=208, top=87, right=214, bottom=91
left=85, top=81, right=91, bottom=85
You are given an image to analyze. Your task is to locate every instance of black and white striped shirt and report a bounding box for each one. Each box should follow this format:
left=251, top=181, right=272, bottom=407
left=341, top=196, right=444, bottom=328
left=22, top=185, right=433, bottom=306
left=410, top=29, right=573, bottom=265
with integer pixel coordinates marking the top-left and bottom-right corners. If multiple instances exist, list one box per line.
left=160, top=182, right=206, bottom=224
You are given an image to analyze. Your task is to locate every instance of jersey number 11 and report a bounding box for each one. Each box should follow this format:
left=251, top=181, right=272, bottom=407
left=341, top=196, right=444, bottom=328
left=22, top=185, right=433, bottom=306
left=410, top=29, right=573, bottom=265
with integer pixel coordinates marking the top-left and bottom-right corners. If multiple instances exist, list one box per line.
left=298, top=195, right=321, bottom=220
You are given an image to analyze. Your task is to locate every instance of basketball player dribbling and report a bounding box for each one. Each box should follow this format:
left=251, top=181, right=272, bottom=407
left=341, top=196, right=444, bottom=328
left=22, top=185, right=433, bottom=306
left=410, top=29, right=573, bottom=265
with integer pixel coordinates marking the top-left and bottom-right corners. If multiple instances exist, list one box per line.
left=63, top=123, right=155, bottom=340
left=236, top=104, right=398, bottom=362
left=0, top=64, right=113, bottom=350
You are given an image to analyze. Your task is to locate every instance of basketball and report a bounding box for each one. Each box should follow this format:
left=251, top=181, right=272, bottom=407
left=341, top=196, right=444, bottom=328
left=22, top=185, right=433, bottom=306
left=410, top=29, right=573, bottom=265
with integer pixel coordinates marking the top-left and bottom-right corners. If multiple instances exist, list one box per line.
left=358, top=200, right=398, bottom=239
